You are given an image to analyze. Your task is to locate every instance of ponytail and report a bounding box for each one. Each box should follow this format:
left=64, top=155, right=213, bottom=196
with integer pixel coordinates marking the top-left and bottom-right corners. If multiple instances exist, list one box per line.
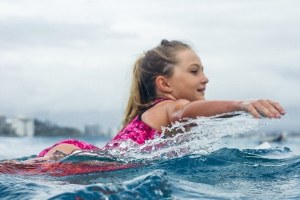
left=122, top=56, right=145, bottom=125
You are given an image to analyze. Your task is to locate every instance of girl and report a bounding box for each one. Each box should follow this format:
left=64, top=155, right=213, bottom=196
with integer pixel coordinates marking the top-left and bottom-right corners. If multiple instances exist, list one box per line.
left=37, top=39, right=286, bottom=160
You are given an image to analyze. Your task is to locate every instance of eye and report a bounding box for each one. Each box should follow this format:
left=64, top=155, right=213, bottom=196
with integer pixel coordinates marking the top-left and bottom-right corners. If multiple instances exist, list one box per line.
left=190, top=69, right=198, bottom=74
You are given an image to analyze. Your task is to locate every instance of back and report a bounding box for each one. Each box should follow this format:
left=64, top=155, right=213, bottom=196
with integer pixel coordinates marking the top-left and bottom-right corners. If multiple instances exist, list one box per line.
left=105, top=99, right=173, bottom=147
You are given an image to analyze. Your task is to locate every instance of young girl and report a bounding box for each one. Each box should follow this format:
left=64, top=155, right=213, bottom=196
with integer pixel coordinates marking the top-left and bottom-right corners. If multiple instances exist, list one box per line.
left=37, top=39, right=286, bottom=160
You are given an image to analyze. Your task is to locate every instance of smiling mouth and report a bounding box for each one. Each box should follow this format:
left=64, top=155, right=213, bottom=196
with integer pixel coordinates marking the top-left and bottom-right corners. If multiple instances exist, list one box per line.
left=197, top=88, right=205, bottom=93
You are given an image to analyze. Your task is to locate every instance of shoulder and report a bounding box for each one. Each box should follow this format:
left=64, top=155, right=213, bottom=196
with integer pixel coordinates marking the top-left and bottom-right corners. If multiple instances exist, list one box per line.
left=142, top=99, right=191, bottom=129
left=157, top=99, right=190, bottom=110
left=155, top=99, right=191, bottom=122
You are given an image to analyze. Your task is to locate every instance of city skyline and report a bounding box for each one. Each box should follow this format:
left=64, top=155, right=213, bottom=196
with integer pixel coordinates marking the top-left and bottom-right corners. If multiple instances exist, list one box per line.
left=0, top=113, right=113, bottom=137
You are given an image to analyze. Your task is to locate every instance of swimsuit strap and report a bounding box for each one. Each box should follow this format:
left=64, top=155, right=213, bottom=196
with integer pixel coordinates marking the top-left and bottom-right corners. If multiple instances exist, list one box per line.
left=152, top=97, right=172, bottom=105
left=138, top=98, right=173, bottom=118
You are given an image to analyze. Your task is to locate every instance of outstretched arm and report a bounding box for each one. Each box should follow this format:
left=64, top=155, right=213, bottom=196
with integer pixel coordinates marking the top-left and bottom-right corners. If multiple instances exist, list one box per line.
left=168, top=99, right=286, bottom=123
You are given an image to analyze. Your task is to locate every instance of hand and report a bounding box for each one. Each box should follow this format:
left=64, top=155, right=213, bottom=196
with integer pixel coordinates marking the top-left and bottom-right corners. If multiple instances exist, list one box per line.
left=239, top=99, right=286, bottom=119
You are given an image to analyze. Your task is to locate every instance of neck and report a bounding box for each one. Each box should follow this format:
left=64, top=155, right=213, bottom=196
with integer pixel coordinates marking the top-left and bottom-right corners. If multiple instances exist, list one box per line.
left=156, top=93, right=177, bottom=101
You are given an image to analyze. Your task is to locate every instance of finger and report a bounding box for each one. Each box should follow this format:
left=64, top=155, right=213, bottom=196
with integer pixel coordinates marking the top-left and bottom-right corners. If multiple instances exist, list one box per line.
left=259, top=100, right=281, bottom=118
left=268, top=100, right=286, bottom=115
left=253, top=101, right=274, bottom=118
left=247, top=104, right=261, bottom=118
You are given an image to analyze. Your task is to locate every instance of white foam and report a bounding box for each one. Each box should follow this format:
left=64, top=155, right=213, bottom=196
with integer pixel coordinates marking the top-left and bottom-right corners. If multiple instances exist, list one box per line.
left=106, top=112, right=274, bottom=162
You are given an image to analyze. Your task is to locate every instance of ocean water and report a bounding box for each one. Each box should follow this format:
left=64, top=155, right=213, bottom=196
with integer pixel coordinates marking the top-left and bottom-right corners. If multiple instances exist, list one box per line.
left=0, top=112, right=299, bottom=200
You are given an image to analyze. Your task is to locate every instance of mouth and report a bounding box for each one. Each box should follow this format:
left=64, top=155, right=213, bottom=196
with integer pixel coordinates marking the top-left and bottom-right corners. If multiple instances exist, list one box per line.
left=197, top=88, right=206, bottom=93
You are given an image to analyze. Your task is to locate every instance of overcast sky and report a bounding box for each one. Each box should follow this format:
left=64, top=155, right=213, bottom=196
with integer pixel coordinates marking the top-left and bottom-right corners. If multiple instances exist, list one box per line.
left=0, top=0, right=299, bottom=131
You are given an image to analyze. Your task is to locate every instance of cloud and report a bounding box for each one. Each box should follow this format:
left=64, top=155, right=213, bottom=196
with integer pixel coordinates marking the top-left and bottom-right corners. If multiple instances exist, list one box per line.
left=0, top=17, right=138, bottom=50
left=0, top=0, right=299, bottom=130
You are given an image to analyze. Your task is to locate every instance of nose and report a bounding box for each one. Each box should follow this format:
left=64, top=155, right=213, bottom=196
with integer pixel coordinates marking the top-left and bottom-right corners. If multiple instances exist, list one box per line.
left=201, top=73, right=209, bottom=84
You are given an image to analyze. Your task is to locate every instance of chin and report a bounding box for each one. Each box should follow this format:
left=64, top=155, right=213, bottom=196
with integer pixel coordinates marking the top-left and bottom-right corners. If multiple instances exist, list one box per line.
left=198, top=96, right=205, bottom=101
left=195, top=93, right=205, bottom=101
left=191, top=96, right=205, bottom=101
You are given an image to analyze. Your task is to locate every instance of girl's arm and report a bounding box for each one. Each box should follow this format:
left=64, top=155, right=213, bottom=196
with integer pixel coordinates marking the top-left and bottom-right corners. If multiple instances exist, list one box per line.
left=168, top=99, right=286, bottom=123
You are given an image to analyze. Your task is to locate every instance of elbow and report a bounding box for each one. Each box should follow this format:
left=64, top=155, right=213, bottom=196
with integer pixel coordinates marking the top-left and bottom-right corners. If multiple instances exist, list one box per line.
left=167, top=99, right=191, bottom=123
left=169, top=109, right=186, bottom=123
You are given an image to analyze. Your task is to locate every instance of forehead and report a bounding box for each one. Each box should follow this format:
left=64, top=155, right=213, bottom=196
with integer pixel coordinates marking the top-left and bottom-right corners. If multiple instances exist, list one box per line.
left=175, top=49, right=202, bottom=67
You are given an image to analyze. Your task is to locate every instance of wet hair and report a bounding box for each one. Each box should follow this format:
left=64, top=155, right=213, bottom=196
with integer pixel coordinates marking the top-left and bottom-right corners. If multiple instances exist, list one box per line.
left=122, top=39, right=191, bottom=125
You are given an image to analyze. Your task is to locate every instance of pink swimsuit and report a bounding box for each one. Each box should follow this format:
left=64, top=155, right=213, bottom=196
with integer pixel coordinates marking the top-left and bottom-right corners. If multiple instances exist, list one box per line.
left=38, top=99, right=166, bottom=157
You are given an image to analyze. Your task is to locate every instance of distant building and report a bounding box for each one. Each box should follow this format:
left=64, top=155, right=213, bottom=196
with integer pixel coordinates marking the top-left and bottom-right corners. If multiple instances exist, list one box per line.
left=0, top=115, right=15, bottom=136
left=10, top=115, right=34, bottom=136
left=0, top=115, right=6, bottom=129
left=84, top=124, right=101, bottom=136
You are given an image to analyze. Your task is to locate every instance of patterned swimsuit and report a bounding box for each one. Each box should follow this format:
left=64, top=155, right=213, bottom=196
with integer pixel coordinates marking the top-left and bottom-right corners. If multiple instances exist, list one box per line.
left=38, top=99, right=167, bottom=157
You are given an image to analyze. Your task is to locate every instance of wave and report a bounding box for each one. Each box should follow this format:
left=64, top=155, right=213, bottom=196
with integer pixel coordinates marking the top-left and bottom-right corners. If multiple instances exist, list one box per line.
left=48, top=170, right=171, bottom=200
left=1, top=145, right=299, bottom=200
left=1, top=147, right=298, bottom=199
left=1, top=112, right=296, bottom=199
left=0, top=112, right=281, bottom=176
left=153, top=147, right=300, bottom=181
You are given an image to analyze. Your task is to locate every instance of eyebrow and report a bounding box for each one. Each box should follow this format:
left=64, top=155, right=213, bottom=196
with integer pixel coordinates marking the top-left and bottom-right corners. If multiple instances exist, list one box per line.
left=189, top=63, right=204, bottom=71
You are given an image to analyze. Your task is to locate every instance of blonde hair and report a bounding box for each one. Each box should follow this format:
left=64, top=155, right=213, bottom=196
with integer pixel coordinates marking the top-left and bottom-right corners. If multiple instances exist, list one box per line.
left=122, top=40, right=191, bottom=125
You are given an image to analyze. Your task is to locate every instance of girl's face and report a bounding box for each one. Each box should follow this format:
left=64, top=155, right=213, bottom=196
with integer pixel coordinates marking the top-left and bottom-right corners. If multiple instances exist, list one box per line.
left=167, top=49, right=209, bottom=101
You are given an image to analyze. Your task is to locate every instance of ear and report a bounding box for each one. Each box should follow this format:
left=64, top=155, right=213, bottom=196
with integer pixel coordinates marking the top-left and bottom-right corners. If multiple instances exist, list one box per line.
left=155, top=75, right=172, bottom=93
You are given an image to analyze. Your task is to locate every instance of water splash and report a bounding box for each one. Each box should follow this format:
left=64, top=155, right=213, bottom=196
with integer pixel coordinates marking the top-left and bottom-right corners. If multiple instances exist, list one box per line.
left=103, top=112, right=275, bottom=162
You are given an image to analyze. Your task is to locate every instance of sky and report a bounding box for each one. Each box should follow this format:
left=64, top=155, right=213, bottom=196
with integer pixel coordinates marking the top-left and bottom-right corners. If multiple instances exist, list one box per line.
left=0, top=0, right=299, bottom=131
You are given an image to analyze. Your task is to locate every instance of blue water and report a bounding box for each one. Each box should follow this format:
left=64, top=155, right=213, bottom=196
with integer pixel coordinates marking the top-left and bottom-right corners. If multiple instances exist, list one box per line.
left=0, top=113, right=300, bottom=200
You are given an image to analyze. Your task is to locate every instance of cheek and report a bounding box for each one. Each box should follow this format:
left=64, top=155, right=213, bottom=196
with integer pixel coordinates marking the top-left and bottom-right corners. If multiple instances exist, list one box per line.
left=170, top=76, right=185, bottom=88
